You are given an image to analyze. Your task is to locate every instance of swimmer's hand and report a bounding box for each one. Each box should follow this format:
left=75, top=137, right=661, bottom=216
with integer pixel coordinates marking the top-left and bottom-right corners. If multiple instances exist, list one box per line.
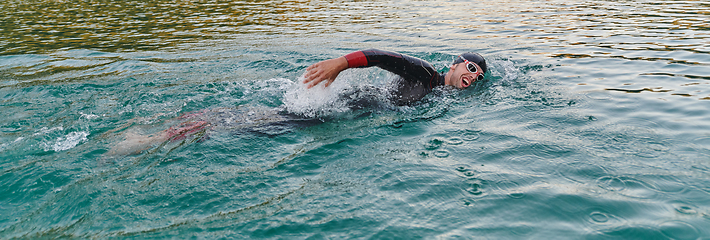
left=303, top=56, right=348, bottom=88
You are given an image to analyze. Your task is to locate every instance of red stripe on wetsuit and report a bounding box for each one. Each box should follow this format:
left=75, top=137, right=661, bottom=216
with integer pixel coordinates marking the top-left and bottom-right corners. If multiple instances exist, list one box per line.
left=344, top=51, right=368, bottom=68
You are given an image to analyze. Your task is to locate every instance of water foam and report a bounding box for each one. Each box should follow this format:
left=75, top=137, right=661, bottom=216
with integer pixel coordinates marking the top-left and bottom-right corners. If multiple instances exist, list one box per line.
left=80, top=112, right=100, bottom=120
left=43, top=131, right=89, bottom=152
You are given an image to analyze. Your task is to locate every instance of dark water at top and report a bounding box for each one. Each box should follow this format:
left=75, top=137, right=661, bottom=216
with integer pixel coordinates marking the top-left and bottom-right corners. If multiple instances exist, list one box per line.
left=1, top=0, right=709, bottom=239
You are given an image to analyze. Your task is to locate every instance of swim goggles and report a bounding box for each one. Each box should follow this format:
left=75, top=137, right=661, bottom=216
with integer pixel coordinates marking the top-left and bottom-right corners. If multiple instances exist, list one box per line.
left=459, top=55, right=485, bottom=82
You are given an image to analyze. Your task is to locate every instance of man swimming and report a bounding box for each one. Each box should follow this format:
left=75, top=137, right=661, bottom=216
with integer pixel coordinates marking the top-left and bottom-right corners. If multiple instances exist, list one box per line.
left=303, top=49, right=487, bottom=105
left=106, top=49, right=487, bottom=156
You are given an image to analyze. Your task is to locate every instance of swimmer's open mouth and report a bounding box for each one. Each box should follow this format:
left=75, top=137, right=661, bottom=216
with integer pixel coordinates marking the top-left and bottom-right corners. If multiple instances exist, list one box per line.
left=462, top=76, right=471, bottom=87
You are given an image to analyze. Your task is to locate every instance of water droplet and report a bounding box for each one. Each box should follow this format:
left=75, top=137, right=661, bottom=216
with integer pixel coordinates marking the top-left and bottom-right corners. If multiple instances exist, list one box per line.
left=674, top=205, right=697, bottom=215
left=462, top=130, right=480, bottom=141
left=424, top=138, right=444, bottom=150
left=466, top=179, right=485, bottom=196
left=589, top=212, right=609, bottom=223
left=466, top=187, right=483, bottom=195
left=434, top=150, right=449, bottom=158
left=462, top=197, right=475, bottom=206
left=447, top=137, right=463, bottom=145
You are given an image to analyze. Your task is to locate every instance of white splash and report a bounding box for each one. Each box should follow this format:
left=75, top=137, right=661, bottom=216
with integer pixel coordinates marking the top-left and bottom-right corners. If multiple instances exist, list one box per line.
left=43, top=131, right=89, bottom=152
left=494, top=59, right=519, bottom=82
left=34, top=126, right=64, bottom=136
left=80, top=112, right=100, bottom=120
left=282, top=76, right=351, bottom=118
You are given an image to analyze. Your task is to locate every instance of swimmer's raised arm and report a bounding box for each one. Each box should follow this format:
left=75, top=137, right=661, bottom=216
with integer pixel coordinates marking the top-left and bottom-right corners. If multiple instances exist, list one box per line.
left=303, top=49, right=392, bottom=88
left=303, top=56, right=348, bottom=88
left=303, top=49, right=439, bottom=89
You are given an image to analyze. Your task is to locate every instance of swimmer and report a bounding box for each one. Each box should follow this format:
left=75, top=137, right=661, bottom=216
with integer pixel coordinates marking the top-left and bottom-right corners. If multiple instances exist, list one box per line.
left=303, top=49, right=487, bottom=105
left=105, top=49, right=487, bottom=156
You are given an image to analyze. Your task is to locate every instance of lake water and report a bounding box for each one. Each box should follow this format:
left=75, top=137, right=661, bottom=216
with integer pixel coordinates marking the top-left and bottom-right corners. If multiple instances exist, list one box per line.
left=1, top=0, right=709, bottom=239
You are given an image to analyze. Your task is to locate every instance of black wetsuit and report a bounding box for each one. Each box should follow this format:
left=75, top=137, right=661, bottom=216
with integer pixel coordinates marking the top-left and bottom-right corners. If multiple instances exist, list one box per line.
left=344, top=49, right=445, bottom=105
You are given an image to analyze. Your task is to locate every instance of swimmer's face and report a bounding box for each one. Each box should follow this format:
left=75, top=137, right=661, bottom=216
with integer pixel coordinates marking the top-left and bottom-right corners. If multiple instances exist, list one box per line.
left=450, top=60, right=484, bottom=89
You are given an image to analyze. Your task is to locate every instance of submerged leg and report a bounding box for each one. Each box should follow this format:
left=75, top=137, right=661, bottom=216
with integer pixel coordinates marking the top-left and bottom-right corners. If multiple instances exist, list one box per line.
left=105, top=130, right=170, bottom=156
left=105, top=120, right=210, bottom=156
left=164, top=120, right=210, bottom=141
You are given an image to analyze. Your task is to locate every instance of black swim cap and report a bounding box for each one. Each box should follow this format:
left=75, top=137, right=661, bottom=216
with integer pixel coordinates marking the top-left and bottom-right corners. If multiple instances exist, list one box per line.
left=452, top=52, right=487, bottom=74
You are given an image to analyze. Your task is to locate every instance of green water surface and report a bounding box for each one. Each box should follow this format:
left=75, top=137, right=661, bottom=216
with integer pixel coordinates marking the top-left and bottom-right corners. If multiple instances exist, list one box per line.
left=1, top=0, right=709, bottom=239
